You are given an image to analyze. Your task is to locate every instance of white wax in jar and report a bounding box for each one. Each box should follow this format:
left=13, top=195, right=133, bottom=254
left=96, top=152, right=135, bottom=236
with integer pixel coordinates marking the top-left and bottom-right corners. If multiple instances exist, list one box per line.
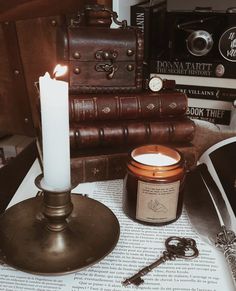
left=39, top=71, right=70, bottom=191
left=134, top=153, right=177, bottom=166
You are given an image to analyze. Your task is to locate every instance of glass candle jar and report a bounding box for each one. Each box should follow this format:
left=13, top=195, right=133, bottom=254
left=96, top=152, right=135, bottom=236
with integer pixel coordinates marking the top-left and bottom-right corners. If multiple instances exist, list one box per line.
left=123, top=144, right=186, bottom=225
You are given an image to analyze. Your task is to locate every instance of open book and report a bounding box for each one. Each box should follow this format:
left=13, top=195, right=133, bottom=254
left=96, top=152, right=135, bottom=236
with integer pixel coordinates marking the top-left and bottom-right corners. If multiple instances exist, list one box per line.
left=199, top=136, right=236, bottom=232
left=0, top=154, right=235, bottom=290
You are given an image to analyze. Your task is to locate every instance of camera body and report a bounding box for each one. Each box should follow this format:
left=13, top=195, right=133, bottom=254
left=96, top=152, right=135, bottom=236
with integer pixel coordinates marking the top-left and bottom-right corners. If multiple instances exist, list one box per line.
left=150, top=3, right=236, bottom=78
left=166, top=7, right=236, bottom=62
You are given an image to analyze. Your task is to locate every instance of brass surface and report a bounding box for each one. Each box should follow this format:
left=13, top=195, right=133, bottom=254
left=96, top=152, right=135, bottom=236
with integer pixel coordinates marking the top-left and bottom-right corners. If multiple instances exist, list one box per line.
left=127, top=49, right=134, bottom=56
left=73, top=67, right=80, bottom=74
left=0, top=194, right=120, bottom=275
left=126, top=64, right=134, bottom=71
left=73, top=51, right=81, bottom=59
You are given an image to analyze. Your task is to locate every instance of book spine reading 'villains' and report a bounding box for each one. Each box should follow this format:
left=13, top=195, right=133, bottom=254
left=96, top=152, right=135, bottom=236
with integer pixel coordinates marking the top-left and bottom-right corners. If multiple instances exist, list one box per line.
left=69, top=92, right=188, bottom=122
left=70, top=118, right=196, bottom=150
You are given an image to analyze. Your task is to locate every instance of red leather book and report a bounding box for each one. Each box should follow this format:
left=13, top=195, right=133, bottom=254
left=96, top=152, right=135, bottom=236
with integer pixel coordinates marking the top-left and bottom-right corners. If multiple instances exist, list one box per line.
left=71, top=143, right=197, bottom=183
left=69, top=91, right=187, bottom=122
left=70, top=117, right=196, bottom=150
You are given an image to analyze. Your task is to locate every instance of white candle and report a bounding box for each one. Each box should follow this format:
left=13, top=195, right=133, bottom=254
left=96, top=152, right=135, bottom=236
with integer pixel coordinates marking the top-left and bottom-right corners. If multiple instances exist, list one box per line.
left=134, top=153, right=177, bottom=166
left=39, top=67, right=70, bottom=191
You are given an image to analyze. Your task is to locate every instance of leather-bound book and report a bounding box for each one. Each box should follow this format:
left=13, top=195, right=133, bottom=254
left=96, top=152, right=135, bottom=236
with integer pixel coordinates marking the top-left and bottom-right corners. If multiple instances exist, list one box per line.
left=70, top=117, right=196, bottom=150
left=70, top=143, right=198, bottom=183
left=69, top=92, right=188, bottom=122
left=71, top=149, right=128, bottom=184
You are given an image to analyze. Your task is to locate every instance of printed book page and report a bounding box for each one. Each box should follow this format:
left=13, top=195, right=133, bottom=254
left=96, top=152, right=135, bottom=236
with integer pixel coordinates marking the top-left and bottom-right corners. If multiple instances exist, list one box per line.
left=0, top=159, right=234, bottom=290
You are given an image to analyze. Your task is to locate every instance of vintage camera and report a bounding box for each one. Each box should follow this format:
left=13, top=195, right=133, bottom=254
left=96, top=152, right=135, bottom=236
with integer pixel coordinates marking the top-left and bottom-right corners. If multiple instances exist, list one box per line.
left=149, top=1, right=236, bottom=78
left=165, top=6, right=236, bottom=62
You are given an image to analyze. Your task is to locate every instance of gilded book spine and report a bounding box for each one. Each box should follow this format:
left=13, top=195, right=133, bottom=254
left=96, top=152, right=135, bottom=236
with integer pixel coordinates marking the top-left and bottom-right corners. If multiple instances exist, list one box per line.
left=69, top=92, right=187, bottom=122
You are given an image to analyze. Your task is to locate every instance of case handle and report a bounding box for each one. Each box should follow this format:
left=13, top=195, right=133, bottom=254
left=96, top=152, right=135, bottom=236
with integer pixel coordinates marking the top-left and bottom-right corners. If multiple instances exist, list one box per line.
left=71, top=4, right=128, bottom=28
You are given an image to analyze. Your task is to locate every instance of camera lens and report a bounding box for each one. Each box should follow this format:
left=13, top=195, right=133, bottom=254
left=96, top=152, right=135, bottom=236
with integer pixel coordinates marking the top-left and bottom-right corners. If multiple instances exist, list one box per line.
left=193, top=37, right=207, bottom=51
left=187, top=30, right=213, bottom=56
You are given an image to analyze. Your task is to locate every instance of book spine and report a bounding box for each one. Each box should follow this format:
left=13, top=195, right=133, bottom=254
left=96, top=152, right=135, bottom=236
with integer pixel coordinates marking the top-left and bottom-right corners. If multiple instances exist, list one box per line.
left=131, top=3, right=149, bottom=61
left=150, top=73, right=236, bottom=101
left=71, top=144, right=197, bottom=183
left=69, top=92, right=188, bottom=122
left=70, top=118, right=196, bottom=150
left=176, top=84, right=236, bottom=102
left=187, top=98, right=232, bottom=126
left=149, top=59, right=236, bottom=79
left=71, top=152, right=128, bottom=183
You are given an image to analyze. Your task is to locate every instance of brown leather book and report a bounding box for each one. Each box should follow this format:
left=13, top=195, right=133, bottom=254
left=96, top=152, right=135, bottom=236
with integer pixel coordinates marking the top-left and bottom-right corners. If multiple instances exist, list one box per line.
left=69, top=92, right=188, bottom=122
left=70, top=118, right=196, bottom=150
left=71, top=143, right=198, bottom=184
left=71, top=150, right=128, bottom=184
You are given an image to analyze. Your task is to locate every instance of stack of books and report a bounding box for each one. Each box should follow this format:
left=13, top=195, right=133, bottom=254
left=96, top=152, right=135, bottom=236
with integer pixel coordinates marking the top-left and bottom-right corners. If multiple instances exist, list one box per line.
left=130, top=0, right=236, bottom=130
left=150, top=74, right=235, bottom=131
left=69, top=91, right=197, bottom=183
left=52, top=1, right=198, bottom=184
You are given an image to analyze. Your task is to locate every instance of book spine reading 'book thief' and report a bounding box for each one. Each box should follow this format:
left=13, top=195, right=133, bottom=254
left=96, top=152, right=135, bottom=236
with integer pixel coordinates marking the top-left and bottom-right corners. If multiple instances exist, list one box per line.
left=69, top=92, right=187, bottom=122
left=70, top=118, right=196, bottom=150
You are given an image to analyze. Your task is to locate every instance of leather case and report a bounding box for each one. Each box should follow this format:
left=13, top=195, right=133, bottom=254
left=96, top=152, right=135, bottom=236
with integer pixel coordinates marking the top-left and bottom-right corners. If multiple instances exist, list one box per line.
left=57, top=5, right=144, bottom=93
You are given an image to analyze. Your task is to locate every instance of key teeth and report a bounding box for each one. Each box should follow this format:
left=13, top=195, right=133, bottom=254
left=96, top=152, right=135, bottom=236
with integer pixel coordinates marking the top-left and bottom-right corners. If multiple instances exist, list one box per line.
left=122, top=279, right=130, bottom=286
left=122, top=277, right=144, bottom=287
left=134, top=277, right=144, bottom=286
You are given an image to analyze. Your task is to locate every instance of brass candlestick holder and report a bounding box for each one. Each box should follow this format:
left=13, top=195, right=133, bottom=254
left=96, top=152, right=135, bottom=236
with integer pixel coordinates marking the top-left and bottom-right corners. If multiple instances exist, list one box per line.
left=0, top=174, right=120, bottom=275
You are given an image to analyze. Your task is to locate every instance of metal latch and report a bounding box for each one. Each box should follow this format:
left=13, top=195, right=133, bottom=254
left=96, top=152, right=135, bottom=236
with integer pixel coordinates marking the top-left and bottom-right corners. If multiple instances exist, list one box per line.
left=95, top=50, right=118, bottom=79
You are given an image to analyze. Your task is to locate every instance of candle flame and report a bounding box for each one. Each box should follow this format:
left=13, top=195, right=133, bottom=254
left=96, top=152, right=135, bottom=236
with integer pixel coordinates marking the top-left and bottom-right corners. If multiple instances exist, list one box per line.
left=53, top=64, right=68, bottom=78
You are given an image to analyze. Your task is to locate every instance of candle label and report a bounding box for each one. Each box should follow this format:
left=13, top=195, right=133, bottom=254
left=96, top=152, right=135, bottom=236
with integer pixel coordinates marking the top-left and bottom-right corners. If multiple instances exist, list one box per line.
left=136, top=180, right=180, bottom=223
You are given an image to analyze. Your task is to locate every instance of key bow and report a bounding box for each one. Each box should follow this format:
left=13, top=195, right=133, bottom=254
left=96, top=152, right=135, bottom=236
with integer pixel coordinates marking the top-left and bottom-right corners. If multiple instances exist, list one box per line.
left=165, top=236, right=199, bottom=259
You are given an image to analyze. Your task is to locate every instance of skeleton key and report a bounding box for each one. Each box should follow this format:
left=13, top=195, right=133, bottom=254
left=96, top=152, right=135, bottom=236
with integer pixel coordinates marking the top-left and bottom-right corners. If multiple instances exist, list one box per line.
left=122, top=236, right=199, bottom=287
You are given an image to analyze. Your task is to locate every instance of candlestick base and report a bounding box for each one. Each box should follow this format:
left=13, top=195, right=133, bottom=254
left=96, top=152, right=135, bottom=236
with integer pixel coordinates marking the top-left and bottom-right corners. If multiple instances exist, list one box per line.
left=0, top=192, right=120, bottom=275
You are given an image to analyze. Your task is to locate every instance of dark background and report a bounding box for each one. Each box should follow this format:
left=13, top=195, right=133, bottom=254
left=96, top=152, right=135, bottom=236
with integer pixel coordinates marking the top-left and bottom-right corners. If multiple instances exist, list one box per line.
left=0, top=0, right=111, bottom=136
left=210, top=141, right=236, bottom=215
